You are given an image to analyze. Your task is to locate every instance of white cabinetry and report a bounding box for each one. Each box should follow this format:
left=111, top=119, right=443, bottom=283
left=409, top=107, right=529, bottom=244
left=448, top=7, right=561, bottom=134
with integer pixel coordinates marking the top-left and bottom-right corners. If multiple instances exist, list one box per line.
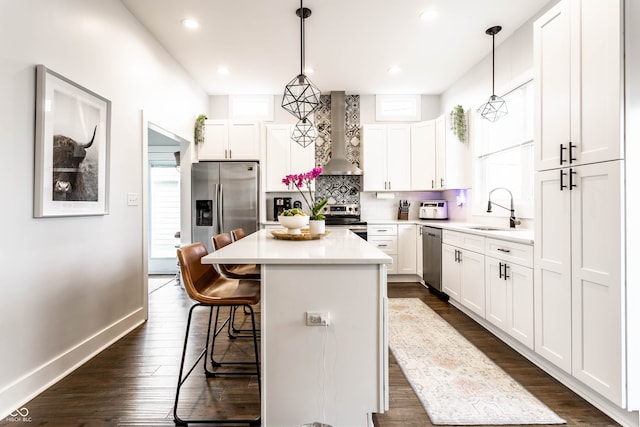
left=416, top=226, right=423, bottom=278
left=535, top=160, right=624, bottom=403
left=410, top=121, right=436, bottom=190
left=362, top=125, right=411, bottom=191
left=368, top=224, right=398, bottom=275
left=534, top=0, right=623, bottom=172
left=265, top=124, right=315, bottom=192
left=485, top=238, right=534, bottom=349
left=198, top=120, right=260, bottom=161
left=397, top=224, right=417, bottom=275
left=534, top=0, right=625, bottom=406
left=435, top=115, right=468, bottom=190
left=410, top=116, right=469, bottom=191
left=442, top=230, right=485, bottom=317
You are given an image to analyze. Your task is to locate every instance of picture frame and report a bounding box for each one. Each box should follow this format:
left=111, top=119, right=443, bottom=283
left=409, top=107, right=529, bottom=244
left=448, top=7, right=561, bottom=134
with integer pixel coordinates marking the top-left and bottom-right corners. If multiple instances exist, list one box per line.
left=34, top=65, right=111, bottom=217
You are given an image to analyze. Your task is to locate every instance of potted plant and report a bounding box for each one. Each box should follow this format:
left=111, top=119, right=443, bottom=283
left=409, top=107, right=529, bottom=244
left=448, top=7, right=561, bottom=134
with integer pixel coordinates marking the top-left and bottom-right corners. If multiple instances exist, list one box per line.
left=282, top=167, right=329, bottom=234
left=449, top=105, right=467, bottom=143
left=194, top=114, right=207, bottom=145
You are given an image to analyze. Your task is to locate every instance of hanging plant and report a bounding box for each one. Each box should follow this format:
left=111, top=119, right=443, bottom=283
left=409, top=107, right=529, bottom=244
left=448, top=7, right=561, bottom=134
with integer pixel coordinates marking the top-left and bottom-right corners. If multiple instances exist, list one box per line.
left=194, top=114, right=207, bottom=145
left=449, top=105, right=467, bottom=143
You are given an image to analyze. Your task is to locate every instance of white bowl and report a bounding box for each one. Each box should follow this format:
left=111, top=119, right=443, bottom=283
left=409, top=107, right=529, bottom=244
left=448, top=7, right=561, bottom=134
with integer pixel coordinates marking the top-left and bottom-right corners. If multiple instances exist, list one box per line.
left=278, top=215, right=309, bottom=234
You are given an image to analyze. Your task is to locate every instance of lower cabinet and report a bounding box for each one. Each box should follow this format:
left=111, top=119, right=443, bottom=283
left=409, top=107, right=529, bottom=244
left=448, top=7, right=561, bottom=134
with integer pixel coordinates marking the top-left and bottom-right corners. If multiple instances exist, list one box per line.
left=442, top=237, right=485, bottom=317
left=397, top=224, right=417, bottom=275
left=442, top=230, right=535, bottom=350
left=368, top=224, right=398, bottom=275
left=485, top=257, right=534, bottom=349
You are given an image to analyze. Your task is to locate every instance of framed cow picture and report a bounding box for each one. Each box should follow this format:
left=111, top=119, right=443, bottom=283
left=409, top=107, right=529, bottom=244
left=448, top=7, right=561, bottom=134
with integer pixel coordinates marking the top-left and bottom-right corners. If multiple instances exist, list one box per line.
left=34, top=65, right=111, bottom=217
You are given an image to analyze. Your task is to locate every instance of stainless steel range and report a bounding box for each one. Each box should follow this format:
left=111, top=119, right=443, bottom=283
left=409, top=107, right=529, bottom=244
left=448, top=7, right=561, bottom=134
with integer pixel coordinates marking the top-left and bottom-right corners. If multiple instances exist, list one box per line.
left=321, top=203, right=367, bottom=240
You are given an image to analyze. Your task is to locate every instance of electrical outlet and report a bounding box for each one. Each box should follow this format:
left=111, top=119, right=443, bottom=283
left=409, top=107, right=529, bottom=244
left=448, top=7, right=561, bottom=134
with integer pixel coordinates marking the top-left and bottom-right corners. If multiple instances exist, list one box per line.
left=127, top=192, right=140, bottom=206
left=306, top=311, right=330, bottom=326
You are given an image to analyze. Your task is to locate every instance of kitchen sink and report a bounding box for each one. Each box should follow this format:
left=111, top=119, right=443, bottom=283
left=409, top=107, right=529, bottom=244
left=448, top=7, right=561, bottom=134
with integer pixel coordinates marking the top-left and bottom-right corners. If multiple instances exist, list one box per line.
left=466, top=225, right=510, bottom=231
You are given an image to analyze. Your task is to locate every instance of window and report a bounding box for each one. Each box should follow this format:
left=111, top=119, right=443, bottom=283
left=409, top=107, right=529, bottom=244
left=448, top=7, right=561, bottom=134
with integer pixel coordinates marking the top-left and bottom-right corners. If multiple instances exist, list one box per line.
left=149, top=164, right=180, bottom=258
left=375, top=94, right=421, bottom=121
left=473, top=79, right=534, bottom=218
left=228, top=95, right=274, bottom=121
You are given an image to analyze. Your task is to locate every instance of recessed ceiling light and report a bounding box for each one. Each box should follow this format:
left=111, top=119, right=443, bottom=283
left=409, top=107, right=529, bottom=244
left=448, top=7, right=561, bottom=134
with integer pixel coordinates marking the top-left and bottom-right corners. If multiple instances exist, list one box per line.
left=181, top=18, right=199, bottom=30
left=217, top=66, right=230, bottom=75
left=419, top=9, right=438, bottom=22
left=387, top=65, right=401, bottom=74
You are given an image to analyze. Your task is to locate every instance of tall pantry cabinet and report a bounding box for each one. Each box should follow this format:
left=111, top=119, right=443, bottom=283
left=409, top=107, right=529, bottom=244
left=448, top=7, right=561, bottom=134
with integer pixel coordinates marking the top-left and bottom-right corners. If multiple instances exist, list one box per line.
left=533, top=0, right=626, bottom=407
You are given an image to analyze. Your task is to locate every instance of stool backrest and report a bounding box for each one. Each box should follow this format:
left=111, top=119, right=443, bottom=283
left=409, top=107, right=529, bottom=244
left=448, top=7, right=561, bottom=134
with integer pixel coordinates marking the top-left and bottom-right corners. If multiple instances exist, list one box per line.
left=177, top=242, right=220, bottom=301
left=212, top=232, right=233, bottom=250
left=230, top=228, right=246, bottom=241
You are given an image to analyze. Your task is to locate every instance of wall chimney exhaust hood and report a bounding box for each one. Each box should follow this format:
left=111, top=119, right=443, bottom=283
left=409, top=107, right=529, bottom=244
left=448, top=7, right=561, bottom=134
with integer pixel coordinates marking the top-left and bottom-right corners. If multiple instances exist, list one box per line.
left=321, top=91, right=362, bottom=175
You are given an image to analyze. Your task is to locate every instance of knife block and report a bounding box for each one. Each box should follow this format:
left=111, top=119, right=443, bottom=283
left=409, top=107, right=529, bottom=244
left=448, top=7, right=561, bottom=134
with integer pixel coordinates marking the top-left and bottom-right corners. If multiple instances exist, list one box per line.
left=397, top=209, right=408, bottom=220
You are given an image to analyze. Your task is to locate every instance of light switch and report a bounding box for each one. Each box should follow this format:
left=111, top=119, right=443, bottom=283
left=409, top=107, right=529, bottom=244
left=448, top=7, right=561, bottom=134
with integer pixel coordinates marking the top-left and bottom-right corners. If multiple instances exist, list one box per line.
left=127, top=192, right=140, bottom=206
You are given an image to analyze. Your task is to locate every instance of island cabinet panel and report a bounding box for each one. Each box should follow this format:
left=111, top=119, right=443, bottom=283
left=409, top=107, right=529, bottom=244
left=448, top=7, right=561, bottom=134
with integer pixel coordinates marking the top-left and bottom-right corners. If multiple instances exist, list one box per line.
left=201, top=229, right=391, bottom=426
left=262, top=264, right=386, bottom=426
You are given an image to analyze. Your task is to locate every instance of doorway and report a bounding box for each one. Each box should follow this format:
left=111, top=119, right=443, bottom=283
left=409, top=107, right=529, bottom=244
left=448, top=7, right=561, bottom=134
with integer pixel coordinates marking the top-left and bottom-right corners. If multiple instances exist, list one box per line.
left=147, top=124, right=184, bottom=275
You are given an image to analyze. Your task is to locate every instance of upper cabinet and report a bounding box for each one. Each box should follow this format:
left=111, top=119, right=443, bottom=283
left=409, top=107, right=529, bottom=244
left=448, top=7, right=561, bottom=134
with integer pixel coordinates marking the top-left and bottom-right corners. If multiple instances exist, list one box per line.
left=410, top=120, right=436, bottom=190
left=410, top=115, right=469, bottom=191
left=362, top=124, right=411, bottom=191
left=197, top=120, right=260, bottom=161
left=533, top=0, right=623, bottom=172
left=264, top=124, right=315, bottom=192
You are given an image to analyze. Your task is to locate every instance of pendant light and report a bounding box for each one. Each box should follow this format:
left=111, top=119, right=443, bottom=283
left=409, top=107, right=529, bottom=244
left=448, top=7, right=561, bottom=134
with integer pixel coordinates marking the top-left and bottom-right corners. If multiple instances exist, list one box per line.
left=479, top=26, right=508, bottom=122
left=282, top=0, right=321, bottom=122
left=291, top=117, right=318, bottom=148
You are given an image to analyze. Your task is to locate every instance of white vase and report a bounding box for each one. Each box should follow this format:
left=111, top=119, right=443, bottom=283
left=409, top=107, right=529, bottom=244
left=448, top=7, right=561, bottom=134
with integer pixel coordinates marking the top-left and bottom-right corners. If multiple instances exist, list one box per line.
left=309, top=219, right=325, bottom=235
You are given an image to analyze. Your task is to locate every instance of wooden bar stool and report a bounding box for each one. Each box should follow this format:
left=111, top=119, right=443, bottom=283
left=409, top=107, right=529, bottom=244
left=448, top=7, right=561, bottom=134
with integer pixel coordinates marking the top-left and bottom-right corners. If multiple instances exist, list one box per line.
left=174, top=242, right=260, bottom=426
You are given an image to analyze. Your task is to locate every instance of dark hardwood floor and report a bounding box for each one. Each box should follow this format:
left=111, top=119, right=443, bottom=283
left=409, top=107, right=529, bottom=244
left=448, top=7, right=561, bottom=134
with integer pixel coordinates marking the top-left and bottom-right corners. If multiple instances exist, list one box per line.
left=1, top=280, right=618, bottom=426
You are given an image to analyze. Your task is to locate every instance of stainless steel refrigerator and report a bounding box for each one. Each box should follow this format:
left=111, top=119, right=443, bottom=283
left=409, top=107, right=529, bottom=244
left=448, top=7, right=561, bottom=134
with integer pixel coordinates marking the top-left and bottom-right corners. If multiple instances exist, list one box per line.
left=191, top=162, right=259, bottom=253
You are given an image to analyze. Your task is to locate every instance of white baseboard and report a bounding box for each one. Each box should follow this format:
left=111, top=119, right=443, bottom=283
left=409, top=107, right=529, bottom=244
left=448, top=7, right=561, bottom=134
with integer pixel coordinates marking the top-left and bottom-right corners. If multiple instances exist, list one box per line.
left=0, top=307, right=146, bottom=419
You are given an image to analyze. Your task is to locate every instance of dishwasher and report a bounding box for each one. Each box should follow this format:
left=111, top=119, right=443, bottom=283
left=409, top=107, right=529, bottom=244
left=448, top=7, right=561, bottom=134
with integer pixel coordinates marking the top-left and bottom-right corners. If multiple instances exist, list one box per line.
left=422, top=226, right=447, bottom=299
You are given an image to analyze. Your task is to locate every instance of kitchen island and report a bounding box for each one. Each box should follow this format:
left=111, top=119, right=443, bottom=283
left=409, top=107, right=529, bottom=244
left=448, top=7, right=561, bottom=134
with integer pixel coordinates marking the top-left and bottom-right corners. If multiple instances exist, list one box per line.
left=201, top=228, right=392, bottom=427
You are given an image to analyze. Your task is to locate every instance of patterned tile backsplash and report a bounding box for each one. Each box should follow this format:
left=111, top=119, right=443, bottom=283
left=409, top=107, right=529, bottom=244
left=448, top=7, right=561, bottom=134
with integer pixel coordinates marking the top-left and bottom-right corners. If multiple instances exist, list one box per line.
left=313, top=93, right=361, bottom=205
left=315, top=175, right=361, bottom=205
left=314, top=94, right=361, bottom=168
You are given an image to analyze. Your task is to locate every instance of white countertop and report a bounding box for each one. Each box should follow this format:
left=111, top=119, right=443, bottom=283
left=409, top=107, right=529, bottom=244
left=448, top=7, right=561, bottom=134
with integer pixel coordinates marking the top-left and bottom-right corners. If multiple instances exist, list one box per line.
left=262, top=219, right=534, bottom=244
left=201, top=228, right=393, bottom=265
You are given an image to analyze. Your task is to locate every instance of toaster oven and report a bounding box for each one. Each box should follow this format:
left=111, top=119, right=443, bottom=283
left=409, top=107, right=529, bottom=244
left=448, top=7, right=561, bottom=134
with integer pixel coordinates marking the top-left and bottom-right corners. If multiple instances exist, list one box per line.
left=419, top=200, right=448, bottom=220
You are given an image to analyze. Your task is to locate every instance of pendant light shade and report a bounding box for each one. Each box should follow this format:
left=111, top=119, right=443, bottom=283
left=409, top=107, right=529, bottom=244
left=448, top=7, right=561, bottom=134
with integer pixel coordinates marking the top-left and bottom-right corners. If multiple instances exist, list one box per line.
left=291, top=117, right=318, bottom=148
left=479, top=26, right=508, bottom=122
left=282, top=1, right=321, bottom=121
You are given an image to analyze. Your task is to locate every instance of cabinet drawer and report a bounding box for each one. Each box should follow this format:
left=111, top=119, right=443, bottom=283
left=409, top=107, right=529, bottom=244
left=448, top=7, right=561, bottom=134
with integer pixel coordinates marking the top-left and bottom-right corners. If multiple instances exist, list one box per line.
left=485, top=238, right=533, bottom=268
left=368, top=236, right=397, bottom=254
left=442, top=230, right=485, bottom=253
left=367, top=224, right=398, bottom=236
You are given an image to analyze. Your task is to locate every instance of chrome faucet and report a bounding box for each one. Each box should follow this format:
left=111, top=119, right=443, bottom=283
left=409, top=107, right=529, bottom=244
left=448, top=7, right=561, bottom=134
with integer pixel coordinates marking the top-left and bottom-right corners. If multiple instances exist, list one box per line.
left=487, top=187, right=521, bottom=228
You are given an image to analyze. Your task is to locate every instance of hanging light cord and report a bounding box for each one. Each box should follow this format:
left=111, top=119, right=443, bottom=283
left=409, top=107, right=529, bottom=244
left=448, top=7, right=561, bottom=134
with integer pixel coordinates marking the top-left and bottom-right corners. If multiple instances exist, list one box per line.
left=300, top=0, right=305, bottom=76
left=491, top=31, right=495, bottom=96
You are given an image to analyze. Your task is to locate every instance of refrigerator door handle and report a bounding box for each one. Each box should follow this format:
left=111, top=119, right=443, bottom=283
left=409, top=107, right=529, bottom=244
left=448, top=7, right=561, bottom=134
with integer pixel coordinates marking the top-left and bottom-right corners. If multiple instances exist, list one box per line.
left=216, top=183, right=223, bottom=233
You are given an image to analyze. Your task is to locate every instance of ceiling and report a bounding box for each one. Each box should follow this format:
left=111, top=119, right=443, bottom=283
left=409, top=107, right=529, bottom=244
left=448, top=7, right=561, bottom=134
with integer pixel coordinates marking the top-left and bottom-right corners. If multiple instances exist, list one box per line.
left=121, top=0, right=551, bottom=96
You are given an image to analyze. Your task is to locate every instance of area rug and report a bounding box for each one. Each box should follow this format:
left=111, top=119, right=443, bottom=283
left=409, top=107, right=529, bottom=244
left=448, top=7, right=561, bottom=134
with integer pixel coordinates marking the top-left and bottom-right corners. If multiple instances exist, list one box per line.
left=388, top=298, right=565, bottom=425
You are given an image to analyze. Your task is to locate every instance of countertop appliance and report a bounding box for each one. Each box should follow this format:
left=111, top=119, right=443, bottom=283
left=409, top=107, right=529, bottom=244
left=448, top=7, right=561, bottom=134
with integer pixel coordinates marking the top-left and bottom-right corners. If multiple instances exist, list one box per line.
left=419, top=200, right=448, bottom=220
left=192, top=162, right=259, bottom=253
left=273, top=197, right=292, bottom=220
left=422, top=226, right=447, bottom=299
left=321, top=203, right=367, bottom=240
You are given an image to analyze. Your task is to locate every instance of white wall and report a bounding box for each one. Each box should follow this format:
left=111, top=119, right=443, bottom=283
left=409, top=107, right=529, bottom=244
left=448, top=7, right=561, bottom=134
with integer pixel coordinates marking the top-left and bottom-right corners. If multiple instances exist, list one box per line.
left=0, top=0, right=208, bottom=416
left=437, top=1, right=559, bottom=228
